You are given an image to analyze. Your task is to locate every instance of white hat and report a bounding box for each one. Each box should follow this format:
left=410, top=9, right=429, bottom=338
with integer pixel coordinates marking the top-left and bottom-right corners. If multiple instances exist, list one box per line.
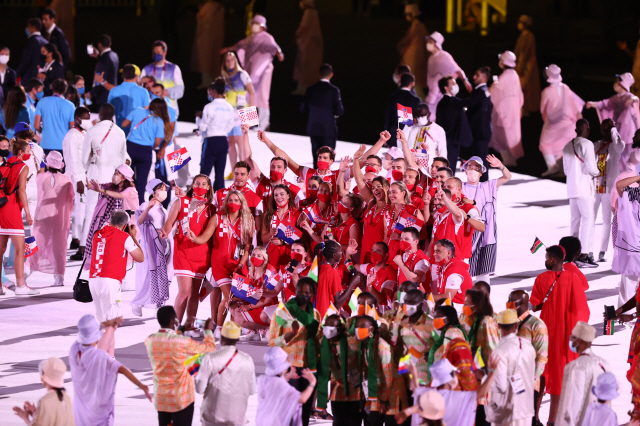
left=385, top=146, right=404, bottom=160
left=462, top=156, right=487, bottom=173
left=39, top=357, right=67, bottom=388
left=592, top=372, right=619, bottom=400
left=44, top=150, right=65, bottom=170
left=426, top=32, right=444, bottom=50
left=145, top=178, right=164, bottom=196
left=418, top=390, right=445, bottom=420
left=545, top=64, right=562, bottom=84
left=617, top=72, right=635, bottom=92
left=571, top=321, right=596, bottom=343
left=252, top=15, right=267, bottom=28
left=116, top=164, right=134, bottom=182
left=76, top=314, right=103, bottom=345
left=429, top=358, right=456, bottom=388
left=499, top=51, right=517, bottom=68
left=264, top=346, right=291, bottom=376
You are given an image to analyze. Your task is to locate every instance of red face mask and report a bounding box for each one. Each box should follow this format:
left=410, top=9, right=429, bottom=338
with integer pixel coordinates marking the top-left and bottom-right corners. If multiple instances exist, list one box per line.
left=227, top=201, right=241, bottom=213
left=250, top=256, right=264, bottom=266
left=192, top=187, right=208, bottom=198
left=365, top=166, right=377, bottom=174
left=392, top=170, right=403, bottom=181
left=406, top=183, right=415, bottom=191
left=399, top=241, right=412, bottom=252
left=317, top=160, right=330, bottom=171
left=337, top=202, right=351, bottom=214
left=370, top=251, right=384, bottom=264
left=291, top=251, right=304, bottom=262
left=21, top=153, right=31, bottom=161
left=317, top=193, right=331, bottom=204
left=270, top=170, right=284, bottom=181
left=307, top=188, right=318, bottom=199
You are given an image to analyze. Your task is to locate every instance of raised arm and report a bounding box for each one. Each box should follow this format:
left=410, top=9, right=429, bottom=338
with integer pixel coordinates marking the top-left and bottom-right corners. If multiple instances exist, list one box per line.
left=257, top=130, right=303, bottom=176
left=486, top=154, right=512, bottom=188
left=352, top=145, right=375, bottom=203
left=440, top=189, right=464, bottom=223
left=186, top=214, right=218, bottom=245
left=616, top=174, right=640, bottom=197
left=239, top=124, right=262, bottom=182
left=355, top=131, right=391, bottom=169
left=397, top=128, right=419, bottom=169
left=336, top=156, right=351, bottom=198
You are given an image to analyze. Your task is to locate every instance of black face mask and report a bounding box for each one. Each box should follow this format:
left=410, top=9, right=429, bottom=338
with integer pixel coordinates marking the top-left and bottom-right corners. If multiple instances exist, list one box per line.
left=295, top=295, right=311, bottom=306
left=0, top=149, right=10, bottom=158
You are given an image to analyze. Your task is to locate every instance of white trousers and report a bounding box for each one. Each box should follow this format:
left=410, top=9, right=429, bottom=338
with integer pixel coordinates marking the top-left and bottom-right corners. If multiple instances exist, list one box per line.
left=258, top=107, right=270, bottom=131
left=570, top=196, right=595, bottom=254
left=89, top=277, right=122, bottom=322
left=71, top=191, right=86, bottom=240
left=80, top=189, right=99, bottom=246
left=592, top=192, right=612, bottom=254
left=619, top=274, right=639, bottom=312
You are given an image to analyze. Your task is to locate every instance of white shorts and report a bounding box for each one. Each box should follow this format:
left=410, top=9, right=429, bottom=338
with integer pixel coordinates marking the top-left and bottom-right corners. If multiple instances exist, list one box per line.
left=89, top=277, right=122, bottom=323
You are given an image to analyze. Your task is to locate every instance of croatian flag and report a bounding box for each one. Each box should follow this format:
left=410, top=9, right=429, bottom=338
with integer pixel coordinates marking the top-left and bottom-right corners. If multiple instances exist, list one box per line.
left=277, top=222, right=303, bottom=245
left=397, top=104, right=413, bottom=126
left=303, top=205, right=331, bottom=225
left=411, top=149, right=430, bottom=169
left=24, top=236, right=38, bottom=258
left=394, top=211, right=425, bottom=234
left=166, top=147, right=191, bottom=173
left=231, top=273, right=260, bottom=305
left=264, top=264, right=281, bottom=290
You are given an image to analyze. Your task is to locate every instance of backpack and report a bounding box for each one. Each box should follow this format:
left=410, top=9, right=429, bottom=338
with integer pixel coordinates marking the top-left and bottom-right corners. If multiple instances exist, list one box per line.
left=0, top=159, right=22, bottom=208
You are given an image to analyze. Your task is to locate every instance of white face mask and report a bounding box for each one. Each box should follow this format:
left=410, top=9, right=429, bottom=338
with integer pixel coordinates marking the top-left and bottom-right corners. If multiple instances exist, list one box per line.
left=450, top=83, right=460, bottom=96
left=155, top=190, right=168, bottom=202
left=251, top=24, right=262, bottom=34
left=0, top=55, right=9, bottom=65
left=392, top=73, right=400, bottom=85
left=417, top=116, right=428, bottom=126
left=112, top=174, right=123, bottom=185
left=404, top=303, right=419, bottom=316
left=323, top=326, right=338, bottom=340
left=80, top=119, right=93, bottom=130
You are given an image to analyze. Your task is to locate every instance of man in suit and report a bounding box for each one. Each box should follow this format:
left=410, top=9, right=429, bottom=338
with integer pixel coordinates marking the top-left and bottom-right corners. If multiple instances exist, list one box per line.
left=16, top=18, right=47, bottom=83
left=0, top=47, right=17, bottom=108
left=301, top=63, right=344, bottom=168
left=384, top=72, right=421, bottom=147
left=436, top=76, right=484, bottom=170
left=42, top=8, right=72, bottom=67
left=466, top=66, right=493, bottom=181
left=88, top=34, right=119, bottom=110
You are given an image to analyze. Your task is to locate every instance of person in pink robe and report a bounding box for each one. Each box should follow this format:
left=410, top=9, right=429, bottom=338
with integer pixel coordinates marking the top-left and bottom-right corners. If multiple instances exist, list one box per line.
left=539, top=64, right=585, bottom=176
left=27, top=151, right=74, bottom=287
left=292, top=0, right=323, bottom=95
left=223, top=15, right=284, bottom=131
left=397, top=4, right=428, bottom=98
left=587, top=72, right=640, bottom=171
left=425, top=31, right=471, bottom=121
left=489, top=51, right=524, bottom=166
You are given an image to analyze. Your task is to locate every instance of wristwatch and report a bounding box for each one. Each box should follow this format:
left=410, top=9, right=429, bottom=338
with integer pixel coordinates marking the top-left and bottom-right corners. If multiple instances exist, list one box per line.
left=466, top=214, right=471, bottom=220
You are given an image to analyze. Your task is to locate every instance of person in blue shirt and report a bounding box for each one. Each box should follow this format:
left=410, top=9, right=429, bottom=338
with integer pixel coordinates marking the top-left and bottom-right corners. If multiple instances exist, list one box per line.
left=0, top=86, right=31, bottom=139
left=24, top=78, right=43, bottom=126
left=107, top=64, right=150, bottom=133
left=33, top=78, right=75, bottom=154
left=150, top=83, right=178, bottom=208
left=122, top=98, right=172, bottom=203
left=71, top=75, right=86, bottom=106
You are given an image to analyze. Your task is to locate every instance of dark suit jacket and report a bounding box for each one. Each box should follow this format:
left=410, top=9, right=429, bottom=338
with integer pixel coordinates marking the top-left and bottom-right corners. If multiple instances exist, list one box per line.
left=47, top=26, right=71, bottom=66
left=300, top=80, right=344, bottom=138
left=435, top=94, right=478, bottom=149
left=90, top=49, right=119, bottom=108
left=466, top=83, right=493, bottom=142
left=384, top=88, right=421, bottom=145
left=16, top=33, right=48, bottom=82
left=41, top=61, right=66, bottom=96
left=1, top=67, right=17, bottom=99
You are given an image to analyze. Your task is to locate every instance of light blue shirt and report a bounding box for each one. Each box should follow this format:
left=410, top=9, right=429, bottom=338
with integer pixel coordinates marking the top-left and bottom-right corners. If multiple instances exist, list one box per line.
left=35, top=95, right=75, bottom=150
left=0, top=107, right=31, bottom=139
left=107, top=81, right=151, bottom=131
left=26, top=96, right=37, bottom=124
left=126, top=107, right=164, bottom=146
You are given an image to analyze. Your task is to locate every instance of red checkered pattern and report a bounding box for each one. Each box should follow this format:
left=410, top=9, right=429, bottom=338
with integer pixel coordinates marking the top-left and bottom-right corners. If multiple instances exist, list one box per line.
left=238, top=106, right=259, bottom=126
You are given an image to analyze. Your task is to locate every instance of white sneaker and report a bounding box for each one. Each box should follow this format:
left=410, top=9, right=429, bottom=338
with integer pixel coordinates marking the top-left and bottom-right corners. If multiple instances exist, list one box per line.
left=240, top=331, right=260, bottom=342
left=213, top=328, right=222, bottom=340
left=4, top=281, right=16, bottom=292
left=259, top=330, right=268, bottom=342
left=120, top=280, right=135, bottom=292
left=14, top=285, right=40, bottom=295
left=131, top=304, right=143, bottom=317
left=52, top=277, right=64, bottom=287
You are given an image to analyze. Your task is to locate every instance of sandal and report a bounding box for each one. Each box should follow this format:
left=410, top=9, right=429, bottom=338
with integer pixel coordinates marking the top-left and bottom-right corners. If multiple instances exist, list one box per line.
left=314, top=410, right=333, bottom=421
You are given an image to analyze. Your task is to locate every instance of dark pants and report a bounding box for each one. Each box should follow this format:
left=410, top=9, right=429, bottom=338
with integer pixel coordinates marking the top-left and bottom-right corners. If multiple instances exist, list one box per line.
left=476, top=403, right=490, bottom=426
left=158, top=402, right=194, bottom=426
left=366, top=411, right=397, bottom=426
left=472, top=138, right=490, bottom=182
left=533, top=375, right=546, bottom=426
left=154, top=154, right=171, bottom=209
left=127, top=141, right=153, bottom=204
left=288, top=366, right=315, bottom=426
left=447, top=143, right=460, bottom=172
left=332, top=401, right=362, bottom=426
left=310, top=135, right=336, bottom=169
left=200, top=136, right=228, bottom=192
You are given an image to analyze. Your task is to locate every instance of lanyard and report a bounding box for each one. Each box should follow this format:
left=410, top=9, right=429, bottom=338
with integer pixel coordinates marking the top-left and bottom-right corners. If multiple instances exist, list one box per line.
left=580, top=352, right=606, bottom=372
left=153, top=62, right=167, bottom=81
left=100, top=123, right=114, bottom=145
left=408, top=322, right=429, bottom=347
left=572, top=140, right=584, bottom=164
left=133, top=114, right=151, bottom=131
left=218, top=349, right=238, bottom=375
left=541, top=271, right=562, bottom=305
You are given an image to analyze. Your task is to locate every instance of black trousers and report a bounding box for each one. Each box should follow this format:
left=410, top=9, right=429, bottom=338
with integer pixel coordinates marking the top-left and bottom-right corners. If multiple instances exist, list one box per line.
left=310, top=135, right=336, bottom=169
left=366, top=410, right=397, bottom=426
left=158, top=402, right=194, bottom=426
left=288, top=366, right=316, bottom=426
left=447, top=143, right=460, bottom=172
left=200, top=136, right=228, bottom=192
left=476, top=403, right=490, bottom=426
left=127, top=141, right=153, bottom=204
left=332, top=401, right=362, bottom=426
left=471, top=138, right=491, bottom=182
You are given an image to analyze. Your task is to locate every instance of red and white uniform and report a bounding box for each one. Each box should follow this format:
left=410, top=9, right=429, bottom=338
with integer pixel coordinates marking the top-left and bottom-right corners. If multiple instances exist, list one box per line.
left=215, top=183, right=264, bottom=216
left=358, top=263, right=397, bottom=301
left=173, top=196, right=215, bottom=279
left=455, top=198, right=481, bottom=260
left=333, top=216, right=358, bottom=247
left=435, top=257, right=472, bottom=304
left=398, top=249, right=430, bottom=287
left=210, top=214, right=248, bottom=286
left=267, top=208, right=302, bottom=270
left=254, top=175, right=304, bottom=207
left=302, top=201, right=336, bottom=251
left=240, top=277, right=276, bottom=326
left=0, top=158, right=27, bottom=235
left=282, top=261, right=311, bottom=301
left=361, top=202, right=389, bottom=264
left=385, top=204, right=421, bottom=259
left=301, top=166, right=338, bottom=199
left=88, top=225, right=138, bottom=322
left=431, top=207, right=464, bottom=255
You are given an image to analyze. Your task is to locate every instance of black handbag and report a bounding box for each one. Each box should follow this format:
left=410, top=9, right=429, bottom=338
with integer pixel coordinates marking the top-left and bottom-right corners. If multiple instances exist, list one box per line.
left=73, top=257, right=93, bottom=303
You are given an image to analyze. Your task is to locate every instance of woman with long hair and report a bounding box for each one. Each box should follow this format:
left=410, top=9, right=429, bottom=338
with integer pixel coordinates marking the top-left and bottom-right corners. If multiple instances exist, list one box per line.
left=161, top=174, right=215, bottom=328
left=385, top=181, right=424, bottom=262
left=65, top=85, right=80, bottom=108
left=121, top=98, right=172, bottom=204
left=26, top=151, right=74, bottom=287
left=462, top=288, right=500, bottom=365
left=131, top=179, right=173, bottom=317
left=221, top=51, right=255, bottom=179
left=38, top=43, right=65, bottom=96
left=0, top=86, right=30, bottom=139
left=187, top=189, right=254, bottom=328
left=83, top=164, right=139, bottom=266
left=332, top=193, right=361, bottom=256
left=0, top=139, right=38, bottom=295
left=299, top=180, right=335, bottom=251
left=261, top=184, right=303, bottom=270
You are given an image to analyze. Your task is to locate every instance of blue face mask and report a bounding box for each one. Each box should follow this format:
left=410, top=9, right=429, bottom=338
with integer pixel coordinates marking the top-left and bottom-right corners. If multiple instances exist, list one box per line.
left=36, top=91, right=44, bottom=100
left=569, top=340, right=578, bottom=353
left=150, top=94, right=159, bottom=100
left=207, top=95, right=214, bottom=102
left=25, top=28, right=30, bottom=37
left=154, top=53, right=163, bottom=62
left=77, top=87, right=85, bottom=95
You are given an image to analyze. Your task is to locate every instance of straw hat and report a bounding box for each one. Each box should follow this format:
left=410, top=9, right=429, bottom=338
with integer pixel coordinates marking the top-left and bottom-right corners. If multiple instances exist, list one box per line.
left=221, top=321, right=242, bottom=340
left=496, top=309, right=519, bottom=325
left=571, top=321, right=596, bottom=343
left=39, top=357, right=67, bottom=388
left=418, top=390, right=445, bottom=420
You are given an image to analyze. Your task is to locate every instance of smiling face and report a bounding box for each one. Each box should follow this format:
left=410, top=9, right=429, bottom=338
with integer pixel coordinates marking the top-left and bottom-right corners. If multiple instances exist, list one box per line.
left=274, top=187, right=289, bottom=207
left=433, top=242, right=451, bottom=263
left=225, top=53, right=237, bottom=71
left=371, top=179, right=387, bottom=201
left=388, top=184, right=405, bottom=205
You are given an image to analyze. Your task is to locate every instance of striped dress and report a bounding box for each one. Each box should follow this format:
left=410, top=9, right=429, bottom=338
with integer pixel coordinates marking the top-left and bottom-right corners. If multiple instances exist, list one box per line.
left=393, top=313, right=435, bottom=384
left=463, top=179, right=498, bottom=276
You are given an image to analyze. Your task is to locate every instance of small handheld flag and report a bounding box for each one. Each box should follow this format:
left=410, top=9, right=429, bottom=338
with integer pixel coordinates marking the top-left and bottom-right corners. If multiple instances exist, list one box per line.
left=264, top=264, right=281, bottom=290
left=184, top=353, right=204, bottom=376
left=238, top=106, right=260, bottom=127
left=307, top=256, right=319, bottom=282
left=348, top=288, right=362, bottom=313
left=277, top=222, right=303, bottom=245
left=397, top=104, right=414, bottom=127
left=530, top=237, right=544, bottom=254
left=410, top=148, right=430, bottom=169
left=275, top=302, right=293, bottom=326
left=230, top=273, right=260, bottom=305
left=444, top=297, right=451, bottom=306
left=166, top=147, right=191, bottom=173
left=324, top=301, right=339, bottom=320
left=24, top=236, right=38, bottom=258
left=398, top=354, right=411, bottom=375
left=426, top=293, right=435, bottom=314
left=604, top=320, right=615, bottom=335
left=394, top=210, right=425, bottom=234
left=471, top=347, right=485, bottom=371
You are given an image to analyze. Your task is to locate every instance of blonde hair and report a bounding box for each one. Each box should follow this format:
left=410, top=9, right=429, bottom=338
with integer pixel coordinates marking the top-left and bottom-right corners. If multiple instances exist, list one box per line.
left=390, top=181, right=411, bottom=205
left=221, top=51, right=244, bottom=80
left=222, top=190, right=255, bottom=246
left=249, top=246, right=269, bottom=278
